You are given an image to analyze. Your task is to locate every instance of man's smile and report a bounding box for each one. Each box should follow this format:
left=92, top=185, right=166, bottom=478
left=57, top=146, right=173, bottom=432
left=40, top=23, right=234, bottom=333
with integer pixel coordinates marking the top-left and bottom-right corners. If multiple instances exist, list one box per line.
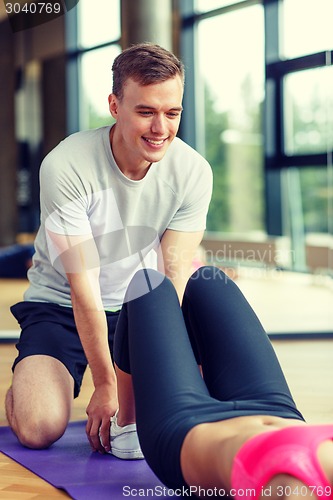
left=142, top=137, right=168, bottom=147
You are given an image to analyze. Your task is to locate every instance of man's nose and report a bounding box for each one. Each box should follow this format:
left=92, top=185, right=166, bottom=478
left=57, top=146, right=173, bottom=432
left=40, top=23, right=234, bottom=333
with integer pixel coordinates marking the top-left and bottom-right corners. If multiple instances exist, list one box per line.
left=151, top=114, right=166, bottom=135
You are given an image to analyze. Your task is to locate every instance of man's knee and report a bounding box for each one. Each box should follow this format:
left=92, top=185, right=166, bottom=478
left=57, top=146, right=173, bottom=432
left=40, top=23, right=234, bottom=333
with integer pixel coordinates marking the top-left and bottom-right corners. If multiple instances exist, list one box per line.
left=18, top=422, right=66, bottom=449
left=9, top=404, right=68, bottom=449
left=7, top=356, right=73, bottom=449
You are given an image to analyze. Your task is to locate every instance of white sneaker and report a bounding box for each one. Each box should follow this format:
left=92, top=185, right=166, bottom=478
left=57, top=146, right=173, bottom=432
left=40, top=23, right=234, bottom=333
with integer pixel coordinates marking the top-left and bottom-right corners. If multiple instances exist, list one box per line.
left=110, top=410, right=144, bottom=460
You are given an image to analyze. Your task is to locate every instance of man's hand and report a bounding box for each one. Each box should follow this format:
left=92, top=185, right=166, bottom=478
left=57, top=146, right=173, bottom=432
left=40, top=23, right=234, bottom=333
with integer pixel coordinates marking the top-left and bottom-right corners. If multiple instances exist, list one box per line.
left=47, top=231, right=120, bottom=454
left=86, top=383, right=118, bottom=454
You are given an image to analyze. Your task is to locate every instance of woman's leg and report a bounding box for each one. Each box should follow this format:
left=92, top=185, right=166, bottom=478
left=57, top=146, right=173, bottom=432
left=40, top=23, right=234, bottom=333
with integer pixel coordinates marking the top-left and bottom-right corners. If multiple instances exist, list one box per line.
left=182, top=266, right=300, bottom=409
left=113, top=267, right=302, bottom=489
left=114, top=268, right=211, bottom=419
left=113, top=269, right=213, bottom=487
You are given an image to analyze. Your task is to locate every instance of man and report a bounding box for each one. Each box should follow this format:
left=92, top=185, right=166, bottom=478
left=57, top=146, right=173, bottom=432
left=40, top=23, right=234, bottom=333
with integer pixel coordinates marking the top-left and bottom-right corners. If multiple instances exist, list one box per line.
left=6, top=43, right=213, bottom=457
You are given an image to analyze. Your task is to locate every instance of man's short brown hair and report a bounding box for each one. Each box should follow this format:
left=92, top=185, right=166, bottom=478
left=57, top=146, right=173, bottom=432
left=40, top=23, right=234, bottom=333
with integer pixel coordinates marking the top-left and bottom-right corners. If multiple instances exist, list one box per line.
left=112, top=43, right=185, bottom=100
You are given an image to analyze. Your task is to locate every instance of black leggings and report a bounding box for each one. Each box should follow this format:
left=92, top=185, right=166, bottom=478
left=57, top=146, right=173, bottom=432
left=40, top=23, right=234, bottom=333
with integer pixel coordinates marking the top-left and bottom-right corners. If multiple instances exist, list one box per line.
left=113, top=267, right=304, bottom=489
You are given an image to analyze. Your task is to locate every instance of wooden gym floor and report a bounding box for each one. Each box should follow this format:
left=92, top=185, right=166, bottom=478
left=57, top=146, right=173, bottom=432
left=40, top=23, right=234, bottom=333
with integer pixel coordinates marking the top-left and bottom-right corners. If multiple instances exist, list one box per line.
left=0, top=277, right=333, bottom=498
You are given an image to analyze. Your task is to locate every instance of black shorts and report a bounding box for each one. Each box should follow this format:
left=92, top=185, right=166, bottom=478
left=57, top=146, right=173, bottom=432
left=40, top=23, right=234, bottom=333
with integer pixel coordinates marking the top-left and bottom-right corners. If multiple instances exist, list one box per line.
left=11, top=301, right=120, bottom=398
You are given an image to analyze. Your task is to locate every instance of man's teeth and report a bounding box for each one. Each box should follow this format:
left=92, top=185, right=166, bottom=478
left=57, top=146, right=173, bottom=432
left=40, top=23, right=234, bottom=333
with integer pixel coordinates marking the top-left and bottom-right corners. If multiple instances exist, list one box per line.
left=144, top=138, right=164, bottom=145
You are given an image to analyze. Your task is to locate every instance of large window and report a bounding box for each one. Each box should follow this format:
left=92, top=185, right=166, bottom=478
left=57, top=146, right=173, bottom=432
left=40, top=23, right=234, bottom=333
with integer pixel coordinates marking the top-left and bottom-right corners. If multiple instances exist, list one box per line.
left=282, top=0, right=333, bottom=59
left=191, top=2, right=265, bottom=234
left=79, top=45, right=120, bottom=130
left=180, top=0, right=333, bottom=336
left=284, top=67, right=333, bottom=156
left=66, top=0, right=121, bottom=132
left=77, top=0, right=120, bottom=130
left=265, top=0, right=333, bottom=273
left=78, top=0, right=120, bottom=48
left=181, top=0, right=332, bottom=276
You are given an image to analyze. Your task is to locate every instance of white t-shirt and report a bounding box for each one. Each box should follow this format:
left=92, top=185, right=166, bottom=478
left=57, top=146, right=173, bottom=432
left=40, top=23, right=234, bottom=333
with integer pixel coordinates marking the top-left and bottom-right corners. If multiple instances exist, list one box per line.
left=25, top=126, right=213, bottom=308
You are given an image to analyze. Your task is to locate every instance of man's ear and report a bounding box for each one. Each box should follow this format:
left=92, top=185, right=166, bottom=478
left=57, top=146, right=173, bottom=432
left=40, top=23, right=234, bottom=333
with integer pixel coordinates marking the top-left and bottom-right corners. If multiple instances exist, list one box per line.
left=108, top=94, right=118, bottom=119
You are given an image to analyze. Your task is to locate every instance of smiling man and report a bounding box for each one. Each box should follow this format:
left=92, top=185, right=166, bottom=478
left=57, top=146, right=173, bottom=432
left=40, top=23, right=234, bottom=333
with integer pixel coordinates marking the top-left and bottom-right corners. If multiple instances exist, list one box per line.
left=6, top=43, right=213, bottom=459
left=109, top=76, right=184, bottom=179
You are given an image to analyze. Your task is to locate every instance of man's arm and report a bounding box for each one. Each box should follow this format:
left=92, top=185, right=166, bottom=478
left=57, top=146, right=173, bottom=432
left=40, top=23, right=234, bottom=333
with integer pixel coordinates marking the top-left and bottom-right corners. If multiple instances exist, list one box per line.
left=159, top=229, right=204, bottom=303
left=47, top=231, right=117, bottom=453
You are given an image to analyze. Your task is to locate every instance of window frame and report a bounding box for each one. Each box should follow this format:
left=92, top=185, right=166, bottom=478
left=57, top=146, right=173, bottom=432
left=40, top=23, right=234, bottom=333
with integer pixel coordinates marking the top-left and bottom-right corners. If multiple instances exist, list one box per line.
left=64, top=0, right=121, bottom=134
left=264, top=0, right=332, bottom=238
left=180, top=0, right=332, bottom=260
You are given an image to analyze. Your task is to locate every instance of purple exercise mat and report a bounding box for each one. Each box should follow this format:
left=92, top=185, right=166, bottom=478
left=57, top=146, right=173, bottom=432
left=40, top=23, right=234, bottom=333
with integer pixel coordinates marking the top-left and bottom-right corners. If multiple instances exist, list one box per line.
left=0, top=421, right=180, bottom=499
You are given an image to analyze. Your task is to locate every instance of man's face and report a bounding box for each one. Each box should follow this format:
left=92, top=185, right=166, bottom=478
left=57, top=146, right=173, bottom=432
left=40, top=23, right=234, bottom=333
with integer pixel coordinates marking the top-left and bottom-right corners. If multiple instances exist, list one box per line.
left=109, top=76, right=183, bottom=172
